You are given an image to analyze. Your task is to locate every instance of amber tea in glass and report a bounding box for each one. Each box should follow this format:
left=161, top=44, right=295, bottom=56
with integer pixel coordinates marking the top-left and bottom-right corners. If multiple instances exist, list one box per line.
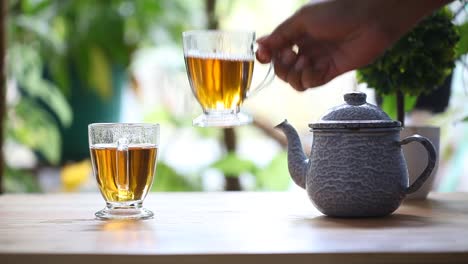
left=183, top=30, right=274, bottom=127
left=185, top=55, right=254, bottom=110
left=89, top=123, right=159, bottom=220
left=90, top=144, right=157, bottom=202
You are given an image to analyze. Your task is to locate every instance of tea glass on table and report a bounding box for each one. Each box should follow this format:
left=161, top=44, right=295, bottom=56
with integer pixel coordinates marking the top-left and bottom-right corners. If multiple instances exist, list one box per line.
left=183, top=30, right=274, bottom=127
left=88, top=123, right=159, bottom=220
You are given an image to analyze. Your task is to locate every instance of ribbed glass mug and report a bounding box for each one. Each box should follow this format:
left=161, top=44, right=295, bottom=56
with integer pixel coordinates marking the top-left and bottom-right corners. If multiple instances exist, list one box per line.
left=88, top=123, right=159, bottom=220
left=183, top=30, right=274, bottom=127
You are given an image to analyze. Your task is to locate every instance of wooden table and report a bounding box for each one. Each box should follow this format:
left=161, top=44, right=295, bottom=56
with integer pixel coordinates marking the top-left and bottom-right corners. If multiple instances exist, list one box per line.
left=1, top=192, right=467, bottom=264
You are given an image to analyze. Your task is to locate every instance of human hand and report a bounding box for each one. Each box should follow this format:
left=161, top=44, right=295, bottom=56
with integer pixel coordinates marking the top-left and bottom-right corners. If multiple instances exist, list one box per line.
left=256, top=0, right=451, bottom=91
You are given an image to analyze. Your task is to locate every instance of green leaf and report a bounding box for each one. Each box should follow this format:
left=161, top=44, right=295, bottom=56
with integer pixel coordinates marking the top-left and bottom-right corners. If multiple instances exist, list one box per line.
left=8, top=44, right=72, bottom=127
left=21, top=0, right=53, bottom=15
left=152, top=162, right=201, bottom=191
left=89, top=46, right=113, bottom=100
left=404, top=95, right=418, bottom=112
left=380, top=94, right=418, bottom=120
left=462, top=116, right=468, bottom=122
left=357, top=9, right=458, bottom=97
left=48, top=54, right=71, bottom=97
left=9, top=99, right=62, bottom=165
left=255, top=151, right=291, bottom=191
left=211, top=152, right=258, bottom=176
left=14, top=14, right=64, bottom=53
left=455, top=22, right=468, bottom=58
left=380, top=95, right=397, bottom=120
left=10, top=0, right=198, bottom=107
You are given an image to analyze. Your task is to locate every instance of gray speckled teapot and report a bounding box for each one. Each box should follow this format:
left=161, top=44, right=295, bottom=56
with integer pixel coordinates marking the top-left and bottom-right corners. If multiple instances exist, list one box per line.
left=276, top=92, right=436, bottom=217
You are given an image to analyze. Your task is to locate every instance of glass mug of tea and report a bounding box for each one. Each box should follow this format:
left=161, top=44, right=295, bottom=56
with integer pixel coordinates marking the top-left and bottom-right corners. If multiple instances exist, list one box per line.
left=183, top=30, right=274, bottom=127
left=88, top=123, right=159, bottom=220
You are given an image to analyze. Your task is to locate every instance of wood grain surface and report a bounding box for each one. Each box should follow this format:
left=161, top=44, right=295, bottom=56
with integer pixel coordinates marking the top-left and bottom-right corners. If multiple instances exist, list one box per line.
left=1, top=192, right=467, bottom=264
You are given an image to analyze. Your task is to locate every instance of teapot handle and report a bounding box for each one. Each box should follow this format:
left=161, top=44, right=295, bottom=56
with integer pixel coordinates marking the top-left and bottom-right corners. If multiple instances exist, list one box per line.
left=399, top=134, right=437, bottom=194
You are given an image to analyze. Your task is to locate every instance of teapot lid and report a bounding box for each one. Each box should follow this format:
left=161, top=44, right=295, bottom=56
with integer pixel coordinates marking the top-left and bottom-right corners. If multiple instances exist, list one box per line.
left=310, top=92, right=401, bottom=130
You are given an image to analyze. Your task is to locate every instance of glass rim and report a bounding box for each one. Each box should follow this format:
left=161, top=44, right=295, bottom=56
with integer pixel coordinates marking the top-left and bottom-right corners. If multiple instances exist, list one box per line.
left=88, top=123, right=160, bottom=129
left=182, top=30, right=256, bottom=37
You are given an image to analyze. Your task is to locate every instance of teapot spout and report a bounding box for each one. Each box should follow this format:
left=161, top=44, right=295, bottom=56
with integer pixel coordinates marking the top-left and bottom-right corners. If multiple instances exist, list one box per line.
left=275, top=120, right=309, bottom=189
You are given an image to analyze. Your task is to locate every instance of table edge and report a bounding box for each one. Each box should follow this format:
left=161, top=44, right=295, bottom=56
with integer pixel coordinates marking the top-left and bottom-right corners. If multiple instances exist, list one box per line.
left=2, top=252, right=468, bottom=264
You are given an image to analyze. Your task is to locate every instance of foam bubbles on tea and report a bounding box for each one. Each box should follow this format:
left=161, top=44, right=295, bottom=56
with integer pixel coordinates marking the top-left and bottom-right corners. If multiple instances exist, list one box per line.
left=185, top=50, right=254, bottom=61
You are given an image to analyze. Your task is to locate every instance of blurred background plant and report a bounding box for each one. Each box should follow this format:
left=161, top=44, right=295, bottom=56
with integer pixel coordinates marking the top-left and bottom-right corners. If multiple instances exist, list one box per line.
left=141, top=0, right=293, bottom=192
left=356, top=2, right=468, bottom=192
left=4, top=0, right=304, bottom=193
left=5, top=0, right=202, bottom=192
left=356, top=8, right=459, bottom=126
left=3, top=0, right=468, bottom=194
left=5, top=0, right=72, bottom=191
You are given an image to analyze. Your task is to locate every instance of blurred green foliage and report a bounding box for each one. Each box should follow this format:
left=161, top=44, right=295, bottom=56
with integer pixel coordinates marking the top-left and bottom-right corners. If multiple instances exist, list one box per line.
left=5, top=0, right=290, bottom=193
left=357, top=9, right=459, bottom=120
left=144, top=107, right=291, bottom=191
left=211, top=152, right=257, bottom=176
left=357, top=9, right=458, bottom=97
left=455, top=20, right=468, bottom=58
left=378, top=94, right=418, bottom=121
left=10, top=0, right=196, bottom=97
left=152, top=162, right=202, bottom=192
left=5, top=0, right=199, bottom=192
left=150, top=152, right=290, bottom=192
left=255, top=152, right=290, bottom=190
left=455, top=7, right=468, bottom=124
left=4, top=167, right=41, bottom=193
left=6, top=44, right=70, bottom=165
left=210, top=151, right=290, bottom=190
left=46, top=0, right=194, bottom=98
left=5, top=1, right=74, bottom=191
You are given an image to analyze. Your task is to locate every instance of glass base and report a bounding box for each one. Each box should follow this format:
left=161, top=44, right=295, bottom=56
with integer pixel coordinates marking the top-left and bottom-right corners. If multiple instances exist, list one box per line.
left=95, top=201, right=153, bottom=220
left=193, top=111, right=252, bottom=127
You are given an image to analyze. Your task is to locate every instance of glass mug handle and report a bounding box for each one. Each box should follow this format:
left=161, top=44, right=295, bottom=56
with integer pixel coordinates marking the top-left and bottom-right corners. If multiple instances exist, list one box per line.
left=247, top=43, right=275, bottom=97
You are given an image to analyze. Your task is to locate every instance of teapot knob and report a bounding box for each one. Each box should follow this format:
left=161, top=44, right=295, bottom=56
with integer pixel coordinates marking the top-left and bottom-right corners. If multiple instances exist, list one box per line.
left=344, top=93, right=367, bottom=106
